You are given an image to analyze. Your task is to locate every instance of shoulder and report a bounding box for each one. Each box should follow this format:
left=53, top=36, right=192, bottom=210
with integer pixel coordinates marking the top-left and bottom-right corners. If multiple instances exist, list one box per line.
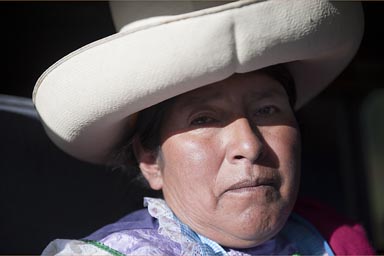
left=84, top=208, right=156, bottom=240
left=293, top=197, right=376, bottom=255
left=97, top=228, right=181, bottom=255
left=88, top=208, right=180, bottom=255
left=42, top=208, right=182, bottom=255
left=42, top=227, right=181, bottom=255
left=41, top=239, right=118, bottom=256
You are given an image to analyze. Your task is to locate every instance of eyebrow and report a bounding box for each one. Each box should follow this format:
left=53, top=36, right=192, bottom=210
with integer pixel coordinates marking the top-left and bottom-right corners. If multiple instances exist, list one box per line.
left=175, top=85, right=287, bottom=110
left=175, top=90, right=223, bottom=109
left=245, top=88, right=287, bottom=102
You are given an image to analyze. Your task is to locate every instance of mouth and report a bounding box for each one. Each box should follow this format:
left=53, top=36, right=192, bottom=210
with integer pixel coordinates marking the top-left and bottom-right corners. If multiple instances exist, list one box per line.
left=224, top=178, right=279, bottom=194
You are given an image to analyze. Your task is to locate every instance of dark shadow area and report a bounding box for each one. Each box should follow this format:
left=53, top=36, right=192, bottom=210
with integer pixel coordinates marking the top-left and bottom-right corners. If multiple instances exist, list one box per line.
left=0, top=96, right=160, bottom=254
left=297, top=2, right=384, bottom=252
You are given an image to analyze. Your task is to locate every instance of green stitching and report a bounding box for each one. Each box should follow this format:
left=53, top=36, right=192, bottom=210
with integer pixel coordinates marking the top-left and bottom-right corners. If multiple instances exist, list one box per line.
left=82, top=239, right=126, bottom=256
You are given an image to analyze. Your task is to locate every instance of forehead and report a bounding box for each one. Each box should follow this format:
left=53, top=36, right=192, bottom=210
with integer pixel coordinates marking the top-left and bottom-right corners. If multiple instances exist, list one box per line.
left=172, top=71, right=288, bottom=107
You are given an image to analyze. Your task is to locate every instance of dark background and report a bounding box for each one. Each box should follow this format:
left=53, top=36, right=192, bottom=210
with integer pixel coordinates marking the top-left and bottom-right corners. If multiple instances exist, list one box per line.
left=0, top=1, right=383, bottom=254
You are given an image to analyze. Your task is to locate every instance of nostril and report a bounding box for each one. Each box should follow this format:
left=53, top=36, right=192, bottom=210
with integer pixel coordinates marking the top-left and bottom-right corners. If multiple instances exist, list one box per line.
left=231, top=144, right=265, bottom=163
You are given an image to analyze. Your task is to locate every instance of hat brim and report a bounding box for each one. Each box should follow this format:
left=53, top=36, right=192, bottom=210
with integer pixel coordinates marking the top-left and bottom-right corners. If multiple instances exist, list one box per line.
left=33, top=0, right=364, bottom=164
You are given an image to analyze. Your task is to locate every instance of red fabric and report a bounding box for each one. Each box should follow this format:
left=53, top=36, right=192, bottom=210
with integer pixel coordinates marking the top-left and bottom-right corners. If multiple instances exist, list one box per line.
left=294, top=197, right=376, bottom=255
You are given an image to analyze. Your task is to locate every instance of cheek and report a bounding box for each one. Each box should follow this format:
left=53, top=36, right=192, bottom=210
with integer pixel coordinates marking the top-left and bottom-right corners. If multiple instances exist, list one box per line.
left=163, top=137, right=208, bottom=167
left=160, top=134, right=226, bottom=214
left=275, top=127, right=300, bottom=163
left=263, top=125, right=300, bottom=162
left=160, top=134, right=223, bottom=189
left=261, top=125, right=301, bottom=188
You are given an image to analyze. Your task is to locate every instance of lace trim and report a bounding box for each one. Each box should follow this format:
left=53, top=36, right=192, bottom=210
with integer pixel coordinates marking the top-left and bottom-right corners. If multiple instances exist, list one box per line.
left=144, top=197, right=202, bottom=255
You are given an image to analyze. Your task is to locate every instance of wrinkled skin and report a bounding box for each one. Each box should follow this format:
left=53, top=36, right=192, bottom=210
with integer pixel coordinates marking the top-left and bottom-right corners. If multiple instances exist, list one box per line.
left=136, top=71, right=301, bottom=248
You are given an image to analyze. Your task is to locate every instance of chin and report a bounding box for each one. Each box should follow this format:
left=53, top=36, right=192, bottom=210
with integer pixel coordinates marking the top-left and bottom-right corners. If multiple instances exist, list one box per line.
left=217, top=206, right=291, bottom=249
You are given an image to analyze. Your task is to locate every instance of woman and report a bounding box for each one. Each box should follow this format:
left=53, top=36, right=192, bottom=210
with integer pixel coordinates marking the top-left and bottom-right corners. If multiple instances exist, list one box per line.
left=35, top=0, right=374, bottom=255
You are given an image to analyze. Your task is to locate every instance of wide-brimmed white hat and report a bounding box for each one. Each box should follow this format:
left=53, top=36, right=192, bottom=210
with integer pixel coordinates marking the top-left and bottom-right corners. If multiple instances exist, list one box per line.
left=33, top=0, right=364, bottom=164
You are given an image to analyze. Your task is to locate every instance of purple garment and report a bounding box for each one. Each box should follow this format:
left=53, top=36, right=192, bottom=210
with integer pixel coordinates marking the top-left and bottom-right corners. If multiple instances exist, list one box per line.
left=85, top=209, right=297, bottom=255
left=85, top=209, right=183, bottom=255
left=85, top=209, right=156, bottom=241
left=83, top=198, right=302, bottom=255
left=43, top=198, right=332, bottom=255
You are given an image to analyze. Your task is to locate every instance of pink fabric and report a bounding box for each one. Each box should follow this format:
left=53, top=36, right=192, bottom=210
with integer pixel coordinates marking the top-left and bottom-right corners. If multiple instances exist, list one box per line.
left=294, top=197, right=376, bottom=255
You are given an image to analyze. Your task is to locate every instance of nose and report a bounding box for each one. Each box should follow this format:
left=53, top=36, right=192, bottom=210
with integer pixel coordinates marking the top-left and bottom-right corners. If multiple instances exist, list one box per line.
left=224, top=118, right=265, bottom=164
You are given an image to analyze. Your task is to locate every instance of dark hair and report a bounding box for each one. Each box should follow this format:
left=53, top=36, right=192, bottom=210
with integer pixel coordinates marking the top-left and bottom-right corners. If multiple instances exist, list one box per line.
left=109, top=64, right=296, bottom=184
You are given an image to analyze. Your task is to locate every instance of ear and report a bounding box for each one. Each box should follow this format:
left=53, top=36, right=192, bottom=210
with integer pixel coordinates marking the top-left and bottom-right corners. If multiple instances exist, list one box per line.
left=133, top=137, right=163, bottom=190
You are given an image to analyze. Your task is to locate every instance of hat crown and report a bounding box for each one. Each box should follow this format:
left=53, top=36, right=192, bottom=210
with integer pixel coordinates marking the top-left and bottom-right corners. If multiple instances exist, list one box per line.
left=109, top=1, right=232, bottom=32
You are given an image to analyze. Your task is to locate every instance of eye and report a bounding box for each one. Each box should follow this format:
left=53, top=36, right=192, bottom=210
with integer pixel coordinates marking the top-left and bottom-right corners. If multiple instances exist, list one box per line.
left=190, top=115, right=218, bottom=126
left=253, top=105, right=278, bottom=116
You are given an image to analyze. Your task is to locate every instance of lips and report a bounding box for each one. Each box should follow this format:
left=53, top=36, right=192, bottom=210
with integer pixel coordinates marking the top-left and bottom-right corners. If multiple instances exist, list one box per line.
left=224, top=177, right=279, bottom=194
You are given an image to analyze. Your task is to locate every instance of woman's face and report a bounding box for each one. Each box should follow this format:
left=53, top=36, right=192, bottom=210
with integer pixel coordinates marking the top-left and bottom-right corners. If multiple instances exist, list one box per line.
left=138, top=71, right=301, bottom=248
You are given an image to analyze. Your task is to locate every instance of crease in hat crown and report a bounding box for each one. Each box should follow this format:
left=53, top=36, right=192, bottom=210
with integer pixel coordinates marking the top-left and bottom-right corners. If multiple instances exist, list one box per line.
left=33, top=0, right=364, bottom=164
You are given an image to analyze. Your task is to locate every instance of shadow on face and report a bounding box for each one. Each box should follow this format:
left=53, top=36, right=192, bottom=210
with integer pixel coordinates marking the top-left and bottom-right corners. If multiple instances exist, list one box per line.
left=158, top=71, right=300, bottom=170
